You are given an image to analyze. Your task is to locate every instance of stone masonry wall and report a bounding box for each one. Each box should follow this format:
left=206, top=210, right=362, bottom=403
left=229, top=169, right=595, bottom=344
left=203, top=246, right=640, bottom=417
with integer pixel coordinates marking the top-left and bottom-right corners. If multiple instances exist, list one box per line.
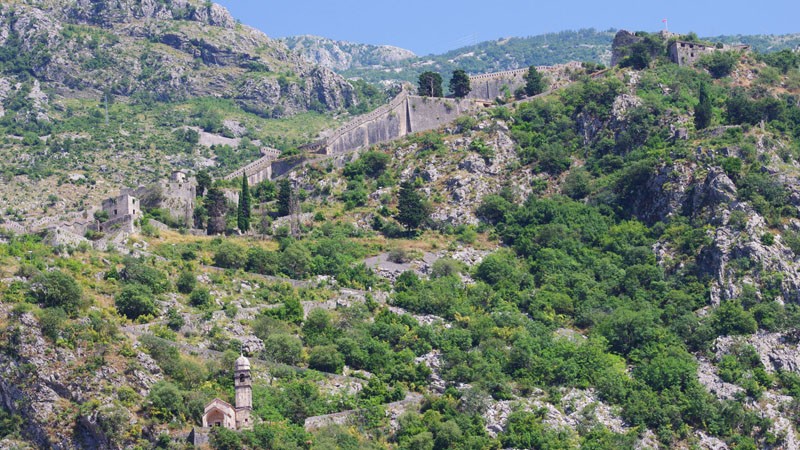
left=325, top=90, right=410, bottom=155
left=224, top=147, right=282, bottom=185
left=408, top=95, right=478, bottom=133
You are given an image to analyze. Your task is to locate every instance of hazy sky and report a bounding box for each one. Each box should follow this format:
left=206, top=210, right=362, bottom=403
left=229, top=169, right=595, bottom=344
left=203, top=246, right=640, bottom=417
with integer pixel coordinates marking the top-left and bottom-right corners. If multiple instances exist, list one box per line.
left=215, top=0, right=799, bottom=55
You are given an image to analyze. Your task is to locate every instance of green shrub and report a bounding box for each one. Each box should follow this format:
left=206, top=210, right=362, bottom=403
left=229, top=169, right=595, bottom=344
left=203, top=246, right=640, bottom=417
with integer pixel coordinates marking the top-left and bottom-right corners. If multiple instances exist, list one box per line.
left=213, top=241, right=247, bottom=269
left=115, top=283, right=157, bottom=320
left=430, top=258, right=463, bottom=278
left=700, top=51, right=739, bottom=78
left=176, top=271, right=196, bottom=294
left=246, top=247, right=279, bottom=275
left=36, top=307, right=67, bottom=341
left=147, top=381, right=185, bottom=422
left=189, top=287, right=212, bottom=308
left=29, top=270, right=83, bottom=313
left=262, top=333, right=303, bottom=365
left=712, top=300, right=757, bottom=336
left=308, top=345, right=345, bottom=374
left=121, top=258, right=169, bottom=294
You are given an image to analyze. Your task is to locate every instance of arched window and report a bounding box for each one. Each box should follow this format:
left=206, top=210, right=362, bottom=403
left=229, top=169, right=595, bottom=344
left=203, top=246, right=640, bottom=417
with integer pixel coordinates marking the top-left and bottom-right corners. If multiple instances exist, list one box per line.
left=239, top=374, right=245, bottom=383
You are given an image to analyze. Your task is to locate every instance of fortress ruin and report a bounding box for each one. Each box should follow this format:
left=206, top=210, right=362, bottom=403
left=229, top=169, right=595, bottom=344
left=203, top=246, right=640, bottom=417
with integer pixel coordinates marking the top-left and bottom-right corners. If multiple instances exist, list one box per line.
left=668, top=40, right=750, bottom=66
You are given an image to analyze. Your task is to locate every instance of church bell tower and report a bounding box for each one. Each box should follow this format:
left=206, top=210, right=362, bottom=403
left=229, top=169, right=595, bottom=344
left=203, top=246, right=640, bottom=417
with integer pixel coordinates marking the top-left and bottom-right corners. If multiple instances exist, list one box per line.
left=234, top=354, right=252, bottom=429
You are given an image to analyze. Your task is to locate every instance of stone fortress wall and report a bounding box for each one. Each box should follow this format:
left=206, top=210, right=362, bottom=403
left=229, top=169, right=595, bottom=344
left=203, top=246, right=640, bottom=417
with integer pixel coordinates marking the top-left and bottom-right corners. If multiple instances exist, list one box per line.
left=221, top=62, right=584, bottom=184
left=324, top=91, right=478, bottom=156
left=316, top=63, right=581, bottom=158
left=223, top=147, right=282, bottom=185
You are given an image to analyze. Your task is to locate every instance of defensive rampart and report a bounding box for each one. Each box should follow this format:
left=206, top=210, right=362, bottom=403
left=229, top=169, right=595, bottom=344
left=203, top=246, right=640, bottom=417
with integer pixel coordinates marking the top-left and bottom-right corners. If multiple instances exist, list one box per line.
left=325, top=90, right=411, bottom=155
left=227, top=63, right=583, bottom=181
left=322, top=90, right=479, bottom=156
left=223, top=147, right=282, bottom=184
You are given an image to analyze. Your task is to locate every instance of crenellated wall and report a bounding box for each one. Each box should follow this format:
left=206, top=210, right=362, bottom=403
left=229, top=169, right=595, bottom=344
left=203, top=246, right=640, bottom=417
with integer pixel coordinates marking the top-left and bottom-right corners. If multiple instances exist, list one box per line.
left=223, top=147, right=282, bottom=185
left=467, top=68, right=530, bottom=100
left=325, top=90, right=411, bottom=155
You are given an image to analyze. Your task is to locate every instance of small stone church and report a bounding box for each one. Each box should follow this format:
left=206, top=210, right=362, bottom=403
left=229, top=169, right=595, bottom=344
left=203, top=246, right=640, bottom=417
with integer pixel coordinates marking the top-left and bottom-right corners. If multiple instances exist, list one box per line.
left=202, top=354, right=253, bottom=430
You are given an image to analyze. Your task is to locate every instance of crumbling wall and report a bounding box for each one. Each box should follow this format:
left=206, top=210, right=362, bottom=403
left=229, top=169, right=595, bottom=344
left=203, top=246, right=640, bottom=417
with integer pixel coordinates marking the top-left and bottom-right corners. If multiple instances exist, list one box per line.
left=159, top=180, right=196, bottom=226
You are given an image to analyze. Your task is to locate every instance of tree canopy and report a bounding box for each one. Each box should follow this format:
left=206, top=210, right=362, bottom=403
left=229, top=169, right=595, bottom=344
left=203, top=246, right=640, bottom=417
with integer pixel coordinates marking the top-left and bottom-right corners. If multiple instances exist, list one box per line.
left=418, top=71, right=443, bottom=97
left=449, top=69, right=471, bottom=98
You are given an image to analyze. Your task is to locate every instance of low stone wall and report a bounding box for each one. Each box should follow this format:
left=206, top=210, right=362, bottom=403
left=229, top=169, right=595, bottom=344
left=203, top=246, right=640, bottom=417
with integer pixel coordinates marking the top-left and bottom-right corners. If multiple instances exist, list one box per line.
left=0, top=221, right=26, bottom=235
left=304, top=393, right=423, bottom=431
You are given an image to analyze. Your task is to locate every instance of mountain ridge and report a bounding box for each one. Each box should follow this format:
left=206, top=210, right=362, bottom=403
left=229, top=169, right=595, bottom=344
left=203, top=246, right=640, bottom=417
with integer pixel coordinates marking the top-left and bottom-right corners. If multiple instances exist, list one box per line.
left=285, top=28, right=800, bottom=84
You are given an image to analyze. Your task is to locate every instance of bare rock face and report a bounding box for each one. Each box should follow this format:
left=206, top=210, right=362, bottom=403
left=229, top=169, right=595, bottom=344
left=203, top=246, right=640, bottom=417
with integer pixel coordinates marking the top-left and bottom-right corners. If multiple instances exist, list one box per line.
left=283, top=35, right=416, bottom=72
left=481, top=388, right=627, bottom=439
left=430, top=130, right=518, bottom=226
left=35, top=0, right=236, bottom=28
left=716, top=333, right=800, bottom=374
left=610, top=30, right=642, bottom=67
left=629, top=161, right=696, bottom=225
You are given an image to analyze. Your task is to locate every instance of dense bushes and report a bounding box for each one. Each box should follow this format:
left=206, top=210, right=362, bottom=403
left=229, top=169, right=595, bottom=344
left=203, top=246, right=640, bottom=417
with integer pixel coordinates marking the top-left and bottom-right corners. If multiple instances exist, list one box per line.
left=29, top=270, right=83, bottom=313
left=115, top=284, right=157, bottom=320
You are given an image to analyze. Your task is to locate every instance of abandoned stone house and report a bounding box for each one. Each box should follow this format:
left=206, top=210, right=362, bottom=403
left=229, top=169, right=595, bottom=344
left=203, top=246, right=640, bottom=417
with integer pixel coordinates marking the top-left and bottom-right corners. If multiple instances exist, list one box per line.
left=202, top=355, right=253, bottom=430
left=93, top=192, right=142, bottom=233
left=668, top=40, right=751, bottom=67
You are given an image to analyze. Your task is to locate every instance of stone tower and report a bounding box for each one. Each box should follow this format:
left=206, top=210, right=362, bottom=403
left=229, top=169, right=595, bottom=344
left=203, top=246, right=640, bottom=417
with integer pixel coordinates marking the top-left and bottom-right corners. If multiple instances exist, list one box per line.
left=234, top=354, right=252, bottom=429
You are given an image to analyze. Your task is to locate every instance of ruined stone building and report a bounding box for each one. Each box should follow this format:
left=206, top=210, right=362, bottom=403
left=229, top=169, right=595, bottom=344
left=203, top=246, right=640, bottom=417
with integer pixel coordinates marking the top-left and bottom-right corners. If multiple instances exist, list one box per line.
left=668, top=40, right=750, bottom=66
left=94, top=192, right=142, bottom=233
left=201, top=355, right=253, bottom=430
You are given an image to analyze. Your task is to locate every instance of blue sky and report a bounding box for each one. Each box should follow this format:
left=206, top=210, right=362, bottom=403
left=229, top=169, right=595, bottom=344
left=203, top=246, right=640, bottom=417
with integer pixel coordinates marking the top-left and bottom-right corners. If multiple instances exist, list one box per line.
left=215, top=0, right=800, bottom=55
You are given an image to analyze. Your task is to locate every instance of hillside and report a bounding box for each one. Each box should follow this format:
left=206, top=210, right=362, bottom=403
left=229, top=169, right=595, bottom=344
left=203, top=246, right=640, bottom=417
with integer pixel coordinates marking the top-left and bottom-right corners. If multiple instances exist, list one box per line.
left=3, top=26, right=800, bottom=450
left=0, top=0, right=396, bottom=232
left=281, top=35, right=416, bottom=72
left=287, top=29, right=800, bottom=84
left=0, top=0, right=356, bottom=114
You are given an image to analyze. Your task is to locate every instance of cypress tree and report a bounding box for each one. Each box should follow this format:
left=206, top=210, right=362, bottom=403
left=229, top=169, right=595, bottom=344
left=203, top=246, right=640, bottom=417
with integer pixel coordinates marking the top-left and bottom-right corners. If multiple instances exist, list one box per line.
left=237, top=174, right=251, bottom=232
left=277, top=179, right=292, bottom=217
left=694, top=82, right=712, bottom=130
left=205, top=186, right=227, bottom=235
left=195, top=170, right=211, bottom=197
left=396, top=181, right=428, bottom=231
left=449, top=69, right=471, bottom=98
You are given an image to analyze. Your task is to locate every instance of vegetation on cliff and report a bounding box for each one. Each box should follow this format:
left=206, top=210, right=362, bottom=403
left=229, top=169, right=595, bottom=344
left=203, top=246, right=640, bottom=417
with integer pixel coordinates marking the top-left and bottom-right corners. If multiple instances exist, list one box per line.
left=4, top=4, right=800, bottom=449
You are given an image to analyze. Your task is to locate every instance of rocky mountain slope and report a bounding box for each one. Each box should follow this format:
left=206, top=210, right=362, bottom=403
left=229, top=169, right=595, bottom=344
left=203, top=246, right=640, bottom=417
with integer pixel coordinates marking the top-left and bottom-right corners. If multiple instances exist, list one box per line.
left=282, top=35, right=416, bottom=72
left=4, top=8, right=800, bottom=449
left=0, top=0, right=389, bottom=232
left=0, top=0, right=356, bottom=115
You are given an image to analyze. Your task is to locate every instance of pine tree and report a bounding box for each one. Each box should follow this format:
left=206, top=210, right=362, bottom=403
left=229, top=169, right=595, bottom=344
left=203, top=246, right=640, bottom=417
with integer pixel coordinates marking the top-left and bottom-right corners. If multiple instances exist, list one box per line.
left=418, top=71, right=443, bottom=97
left=694, top=82, right=712, bottom=130
left=237, top=174, right=251, bottom=232
left=396, top=181, right=428, bottom=231
left=524, top=66, right=546, bottom=96
left=195, top=170, right=211, bottom=197
left=449, top=69, right=471, bottom=98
